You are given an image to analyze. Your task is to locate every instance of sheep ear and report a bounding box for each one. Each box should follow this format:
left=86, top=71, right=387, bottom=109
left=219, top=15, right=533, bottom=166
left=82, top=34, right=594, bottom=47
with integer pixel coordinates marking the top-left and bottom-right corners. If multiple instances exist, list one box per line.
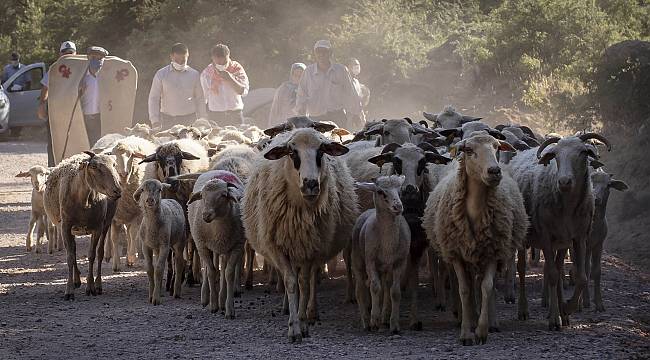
left=264, top=145, right=291, bottom=160
left=312, top=122, right=336, bottom=133
left=590, top=159, right=605, bottom=169
left=154, top=129, right=172, bottom=137
left=416, top=142, right=438, bottom=154
left=368, top=153, right=393, bottom=168
left=498, top=141, right=516, bottom=152
left=439, top=128, right=461, bottom=139
left=200, top=128, right=212, bottom=138
left=165, top=177, right=180, bottom=192
left=488, top=129, right=506, bottom=140
left=538, top=152, right=555, bottom=166
left=320, top=142, right=349, bottom=157
left=181, top=151, right=201, bottom=160
left=207, top=148, right=219, bottom=157
left=522, top=135, right=540, bottom=147
left=15, top=171, right=31, bottom=178
left=425, top=152, right=452, bottom=165
left=133, top=187, right=143, bottom=202
left=263, top=124, right=289, bottom=138
left=355, top=182, right=377, bottom=192
left=139, top=153, right=158, bottom=164
left=331, top=128, right=351, bottom=137
left=187, top=192, right=203, bottom=205
left=609, top=179, right=629, bottom=192
left=512, top=140, right=531, bottom=151
left=461, top=116, right=482, bottom=124
left=365, top=124, right=384, bottom=136
left=422, top=111, right=438, bottom=123
left=83, top=151, right=96, bottom=158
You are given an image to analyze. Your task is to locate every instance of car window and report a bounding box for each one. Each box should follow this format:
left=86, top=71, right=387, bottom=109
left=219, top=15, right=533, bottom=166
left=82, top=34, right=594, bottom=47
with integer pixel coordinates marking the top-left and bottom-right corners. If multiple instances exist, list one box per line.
left=7, top=67, right=42, bottom=92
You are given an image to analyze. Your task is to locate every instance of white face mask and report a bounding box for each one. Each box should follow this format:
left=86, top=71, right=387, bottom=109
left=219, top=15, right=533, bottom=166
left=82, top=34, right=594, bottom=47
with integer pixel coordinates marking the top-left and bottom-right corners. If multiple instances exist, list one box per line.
left=351, top=64, right=361, bottom=76
left=171, top=61, right=188, bottom=71
left=214, top=63, right=227, bottom=71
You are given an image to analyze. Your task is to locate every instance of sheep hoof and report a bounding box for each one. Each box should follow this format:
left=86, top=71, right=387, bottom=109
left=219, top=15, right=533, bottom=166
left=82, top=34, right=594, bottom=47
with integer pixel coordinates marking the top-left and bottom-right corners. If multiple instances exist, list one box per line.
left=595, top=304, right=605, bottom=312
left=460, top=338, right=474, bottom=346
left=476, top=335, right=487, bottom=345
left=561, top=315, right=570, bottom=327
left=85, top=287, right=96, bottom=296
left=369, top=325, right=379, bottom=332
left=225, top=314, right=235, bottom=320
left=410, top=322, right=423, bottom=331
left=152, top=298, right=161, bottom=306
left=74, top=280, right=82, bottom=289
left=489, top=326, right=500, bottom=333
left=289, top=334, right=302, bottom=344
left=391, top=329, right=401, bottom=335
left=112, top=268, right=120, bottom=274
left=548, top=318, right=562, bottom=331
left=435, top=304, right=446, bottom=312
left=504, top=295, right=515, bottom=304
left=64, top=293, right=74, bottom=301
left=96, top=286, right=103, bottom=295
left=517, top=311, right=529, bottom=321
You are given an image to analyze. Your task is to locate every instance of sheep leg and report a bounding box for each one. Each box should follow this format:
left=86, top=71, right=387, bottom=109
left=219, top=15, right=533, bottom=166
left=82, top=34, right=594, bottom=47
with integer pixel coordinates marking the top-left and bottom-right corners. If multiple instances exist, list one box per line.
left=165, top=251, right=174, bottom=293
left=267, top=248, right=302, bottom=343
left=173, top=247, right=185, bottom=298
left=196, top=247, right=211, bottom=307
left=184, top=238, right=196, bottom=286
left=56, top=224, right=64, bottom=251
left=353, top=261, right=370, bottom=330
left=517, top=247, right=529, bottom=320
left=154, top=246, right=168, bottom=305
left=126, top=223, right=138, bottom=267
left=143, top=245, right=154, bottom=303
left=35, top=216, right=46, bottom=253
left=582, top=246, right=592, bottom=310
left=343, top=244, right=355, bottom=304
left=307, top=262, right=319, bottom=324
left=192, top=246, right=202, bottom=286
left=450, top=269, right=460, bottom=321
left=543, top=248, right=561, bottom=331
left=488, top=283, right=499, bottom=332
left=327, top=255, right=338, bottom=279
left=452, top=259, right=474, bottom=346
left=381, top=274, right=391, bottom=327
left=565, top=238, right=587, bottom=319
left=592, top=243, right=604, bottom=311
left=218, top=254, right=227, bottom=310
left=297, top=265, right=310, bottom=337
left=224, top=249, right=243, bottom=319
left=103, top=226, right=112, bottom=262
left=504, top=256, right=516, bottom=304
left=367, top=261, right=382, bottom=331
left=26, top=213, right=36, bottom=252
left=110, top=224, right=122, bottom=273
left=84, top=232, right=100, bottom=296
left=244, top=243, right=255, bottom=290
left=408, top=258, right=422, bottom=330
left=391, top=261, right=407, bottom=335
left=95, top=225, right=108, bottom=295
left=62, top=223, right=76, bottom=300
left=47, top=220, right=55, bottom=254
left=475, top=261, right=497, bottom=344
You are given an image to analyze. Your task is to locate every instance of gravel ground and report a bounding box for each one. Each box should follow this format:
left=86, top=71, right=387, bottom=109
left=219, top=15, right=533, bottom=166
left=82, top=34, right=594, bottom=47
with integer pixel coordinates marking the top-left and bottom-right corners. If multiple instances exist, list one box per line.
left=0, top=139, right=649, bottom=359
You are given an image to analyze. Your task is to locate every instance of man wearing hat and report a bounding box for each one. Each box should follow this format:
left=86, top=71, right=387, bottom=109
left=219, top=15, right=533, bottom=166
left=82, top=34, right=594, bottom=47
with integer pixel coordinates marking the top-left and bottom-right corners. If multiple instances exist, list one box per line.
left=2, top=52, right=32, bottom=90
left=38, top=41, right=77, bottom=166
left=78, top=46, right=109, bottom=145
left=295, top=40, right=364, bottom=130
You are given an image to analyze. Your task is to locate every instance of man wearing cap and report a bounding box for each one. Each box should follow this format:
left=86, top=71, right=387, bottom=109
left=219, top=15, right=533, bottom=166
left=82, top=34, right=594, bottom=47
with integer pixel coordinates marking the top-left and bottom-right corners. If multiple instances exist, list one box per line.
left=78, top=46, right=109, bottom=145
left=2, top=52, right=32, bottom=91
left=38, top=41, right=77, bottom=166
left=295, top=40, right=364, bottom=130
left=267, top=62, right=306, bottom=127
left=148, top=43, right=206, bottom=130
left=200, top=44, right=249, bottom=126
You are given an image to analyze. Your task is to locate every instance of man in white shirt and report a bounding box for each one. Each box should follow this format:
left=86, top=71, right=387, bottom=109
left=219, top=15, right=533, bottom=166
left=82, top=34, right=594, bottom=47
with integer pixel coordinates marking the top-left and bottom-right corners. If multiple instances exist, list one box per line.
left=148, top=43, right=206, bottom=130
left=78, top=46, right=108, bottom=146
left=348, top=58, right=370, bottom=116
left=200, top=44, right=249, bottom=126
left=295, top=40, right=364, bottom=130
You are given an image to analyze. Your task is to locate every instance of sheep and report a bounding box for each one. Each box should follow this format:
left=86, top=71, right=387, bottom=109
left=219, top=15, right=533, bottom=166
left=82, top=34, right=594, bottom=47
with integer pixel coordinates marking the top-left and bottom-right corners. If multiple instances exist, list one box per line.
left=211, top=128, right=252, bottom=145
left=242, top=125, right=265, bottom=143
left=124, top=123, right=157, bottom=142
left=363, top=118, right=435, bottom=146
left=263, top=116, right=351, bottom=143
left=242, top=128, right=359, bottom=342
left=508, top=132, right=610, bottom=330
left=107, top=136, right=158, bottom=272
left=134, top=179, right=187, bottom=305
left=155, top=125, right=211, bottom=141
left=91, top=133, right=125, bottom=153
left=423, top=133, right=528, bottom=345
left=422, top=105, right=482, bottom=129
left=187, top=170, right=246, bottom=317
left=44, top=151, right=122, bottom=300
left=15, top=166, right=58, bottom=253
left=582, top=170, right=628, bottom=311
left=351, top=175, right=411, bottom=334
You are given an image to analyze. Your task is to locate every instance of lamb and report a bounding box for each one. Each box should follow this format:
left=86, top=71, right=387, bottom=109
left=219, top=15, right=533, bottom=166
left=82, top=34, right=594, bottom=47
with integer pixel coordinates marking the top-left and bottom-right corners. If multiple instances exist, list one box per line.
left=582, top=170, right=628, bottom=311
left=351, top=175, right=411, bottom=334
left=508, top=133, right=610, bottom=329
left=44, top=152, right=122, bottom=299
left=187, top=170, right=246, bottom=317
left=16, top=166, right=58, bottom=253
left=242, top=128, right=359, bottom=342
left=107, top=136, right=158, bottom=272
left=134, top=179, right=187, bottom=305
left=124, top=123, right=157, bottom=142
left=423, top=133, right=528, bottom=345
left=422, top=105, right=482, bottom=129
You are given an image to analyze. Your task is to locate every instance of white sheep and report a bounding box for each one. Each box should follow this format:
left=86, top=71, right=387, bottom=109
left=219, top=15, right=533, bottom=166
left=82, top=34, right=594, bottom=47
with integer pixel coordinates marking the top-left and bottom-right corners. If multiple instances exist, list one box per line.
left=242, top=128, right=359, bottom=342
left=351, top=175, right=411, bottom=334
left=15, top=166, right=58, bottom=253
left=423, top=133, right=528, bottom=345
left=187, top=170, right=246, bottom=317
left=422, top=105, right=482, bottom=129
left=134, top=179, right=187, bottom=305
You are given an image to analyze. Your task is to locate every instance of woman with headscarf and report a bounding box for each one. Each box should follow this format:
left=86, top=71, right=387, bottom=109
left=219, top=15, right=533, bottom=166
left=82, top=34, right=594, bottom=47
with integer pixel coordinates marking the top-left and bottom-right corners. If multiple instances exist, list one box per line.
left=267, top=62, right=306, bottom=127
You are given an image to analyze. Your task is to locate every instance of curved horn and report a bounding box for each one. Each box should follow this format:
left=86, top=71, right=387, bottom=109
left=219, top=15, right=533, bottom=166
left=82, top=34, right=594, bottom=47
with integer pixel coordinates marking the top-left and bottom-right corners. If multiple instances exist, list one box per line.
left=536, top=137, right=560, bottom=159
left=381, top=143, right=402, bottom=154
left=579, top=133, right=612, bottom=151
left=419, top=120, right=429, bottom=128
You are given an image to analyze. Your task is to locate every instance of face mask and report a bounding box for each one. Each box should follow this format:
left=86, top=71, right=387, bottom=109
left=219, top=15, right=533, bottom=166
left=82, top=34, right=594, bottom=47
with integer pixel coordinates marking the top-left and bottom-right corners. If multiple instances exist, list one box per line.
left=214, top=61, right=228, bottom=71
left=11, top=61, right=19, bottom=68
left=171, top=61, right=188, bottom=71
left=89, top=58, right=104, bottom=72
left=351, top=64, right=361, bottom=76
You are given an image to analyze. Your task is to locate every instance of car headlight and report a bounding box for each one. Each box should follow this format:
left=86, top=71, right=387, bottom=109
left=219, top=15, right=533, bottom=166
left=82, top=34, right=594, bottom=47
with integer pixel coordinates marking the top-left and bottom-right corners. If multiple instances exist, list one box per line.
left=0, top=99, right=5, bottom=108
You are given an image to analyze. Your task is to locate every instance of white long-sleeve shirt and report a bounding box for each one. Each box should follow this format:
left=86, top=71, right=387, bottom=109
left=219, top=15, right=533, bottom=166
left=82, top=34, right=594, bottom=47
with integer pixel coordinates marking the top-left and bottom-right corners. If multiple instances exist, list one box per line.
left=148, top=64, right=206, bottom=124
left=294, top=63, right=362, bottom=118
left=200, top=61, right=249, bottom=112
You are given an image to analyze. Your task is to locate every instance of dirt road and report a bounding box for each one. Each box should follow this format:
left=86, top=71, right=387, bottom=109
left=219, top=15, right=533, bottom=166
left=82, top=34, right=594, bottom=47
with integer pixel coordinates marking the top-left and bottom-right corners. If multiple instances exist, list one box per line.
left=0, top=139, right=648, bottom=359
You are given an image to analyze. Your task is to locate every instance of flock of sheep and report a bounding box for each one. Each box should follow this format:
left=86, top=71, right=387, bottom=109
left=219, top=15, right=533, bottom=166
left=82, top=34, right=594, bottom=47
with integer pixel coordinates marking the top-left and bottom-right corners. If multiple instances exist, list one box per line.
left=16, top=106, right=628, bottom=345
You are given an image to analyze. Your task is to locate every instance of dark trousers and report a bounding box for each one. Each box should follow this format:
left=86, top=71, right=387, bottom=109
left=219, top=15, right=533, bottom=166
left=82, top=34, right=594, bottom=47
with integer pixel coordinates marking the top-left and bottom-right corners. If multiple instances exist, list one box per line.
left=83, top=113, right=101, bottom=147
left=161, top=112, right=198, bottom=130
left=45, top=119, right=55, bottom=167
left=208, top=109, right=243, bottom=127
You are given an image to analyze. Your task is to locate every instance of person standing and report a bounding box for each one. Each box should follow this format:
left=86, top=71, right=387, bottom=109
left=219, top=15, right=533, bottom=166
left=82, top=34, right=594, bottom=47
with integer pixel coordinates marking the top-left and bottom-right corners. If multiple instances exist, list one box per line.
left=295, top=40, right=363, bottom=130
left=200, top=44, right=249, bottom=126
left=38, top=41, right=77, bottom=166
left=267, top=62, right=305, bottom=127
left=148, top=43, right=206, bottom=130
left=2, top=52, right=32, bottom=90
left=348, top=58, right=370, bottom=116
left=77, top=46, right=109, bottom=146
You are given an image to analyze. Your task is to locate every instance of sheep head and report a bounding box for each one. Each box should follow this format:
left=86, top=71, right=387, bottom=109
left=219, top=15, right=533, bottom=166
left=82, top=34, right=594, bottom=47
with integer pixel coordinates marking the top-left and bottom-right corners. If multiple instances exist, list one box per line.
left=455, top=134, right=514, bottom=187
left=139, top=143, right=201, bottom=178
left=356, top=175, right=405, bottom=215
left=187, top=178, right=242, bottom=222
left=80, top=151, right=122, bottom=200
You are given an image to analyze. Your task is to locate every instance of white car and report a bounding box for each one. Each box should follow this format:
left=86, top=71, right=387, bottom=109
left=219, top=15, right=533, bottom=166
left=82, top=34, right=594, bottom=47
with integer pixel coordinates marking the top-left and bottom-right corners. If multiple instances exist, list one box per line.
left=1, top=62, right=47, bottom=136
left=0, top=84, right=9, bottom=134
